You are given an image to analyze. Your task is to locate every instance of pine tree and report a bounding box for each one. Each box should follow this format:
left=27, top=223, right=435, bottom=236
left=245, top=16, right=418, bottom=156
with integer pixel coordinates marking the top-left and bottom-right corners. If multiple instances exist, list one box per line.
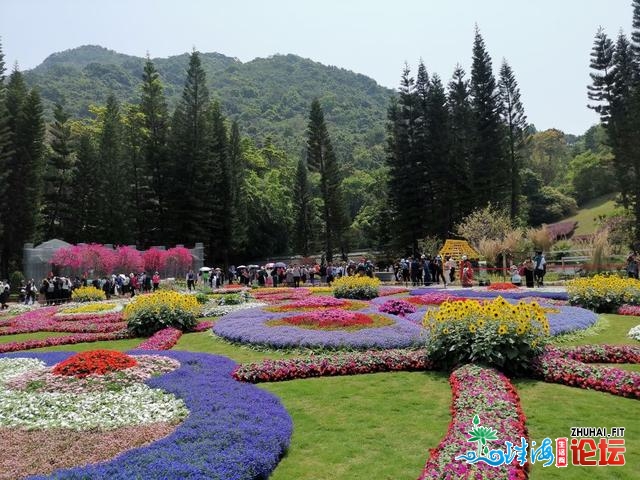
left=469, top=27, right=508, bottom=209
left=97, top=94, right=131, bottom=243
left=498, top=59, right=528, bottom=221
left=306, top=99, right=346, bottom=262
left=0, top=40, right=13, bottom=270
left=140, top=57, right=169, bottom=244
left=41, top=104, right=74, bottom=240
left=447, top=65, right=474, bottom=221
left=292, top=157, right=314, bottom=256
left=67, top=132, right=100, bottom=243
left=228, top=121, right=248, bottom=255
left=1, top=68, right=45, bottom=276
left=167, top=50, right=210, bottom=245
left=587, top=27, right=616, bottom=122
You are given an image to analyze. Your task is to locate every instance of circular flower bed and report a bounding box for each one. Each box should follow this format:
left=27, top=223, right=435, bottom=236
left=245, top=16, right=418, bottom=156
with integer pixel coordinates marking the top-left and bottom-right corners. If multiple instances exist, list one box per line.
left=53, top=350, right=137, bottom=378
left=212, top=306, right=425, bottom=350
left=267, top=309, right=393, bottom=330
left=0, top=351, right=292, bottom=479
left=265, top=296, right=367, bottom=313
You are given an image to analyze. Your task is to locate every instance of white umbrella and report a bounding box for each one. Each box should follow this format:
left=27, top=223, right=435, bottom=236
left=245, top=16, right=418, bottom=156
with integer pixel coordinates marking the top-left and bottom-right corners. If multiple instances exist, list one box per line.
left=265, top=263, right=275, bottom=269
left=237, top=265, right=247, bottom=269
left=199, top=267, right=212, bottom=272
left=248, top=264, right=259, bottom=269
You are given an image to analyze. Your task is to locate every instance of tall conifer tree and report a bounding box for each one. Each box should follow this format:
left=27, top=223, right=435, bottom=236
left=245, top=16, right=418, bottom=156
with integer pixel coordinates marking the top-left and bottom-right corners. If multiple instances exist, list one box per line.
left=469, top=27, right=508, bottom=209
left=306, top=99, right=345, bottom=262
left=67, top=132, right=100, bottom=243
left=498, top=60, right=528, bottom=221
left=42, top=103, right=74, bottom=239
left=292, top=157, right=314, bottom=256
left=0, top=40, right=13, bottom=271
left=228, top=121, right=248, bottom=255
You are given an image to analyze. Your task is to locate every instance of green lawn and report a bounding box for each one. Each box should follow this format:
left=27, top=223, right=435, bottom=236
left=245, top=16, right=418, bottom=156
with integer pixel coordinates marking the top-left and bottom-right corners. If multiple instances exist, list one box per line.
left=563, top=193, right=619, bottom=235
left=3, top=310, right=639, bottom=479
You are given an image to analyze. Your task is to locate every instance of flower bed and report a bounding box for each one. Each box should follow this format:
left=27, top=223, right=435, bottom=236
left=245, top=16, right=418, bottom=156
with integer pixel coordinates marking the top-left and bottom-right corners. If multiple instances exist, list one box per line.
left=72, top=286, right=106, bottom=303
left=378, top=286, right=410, bottom=296
left=0, top=308, right=128, bottom=336
left=406, top=292, right=470, bottom=306
left=332, top=276, right=380, bottom=299
left=411, top=288, right=568, bottom=301
left=2, top=351, right=293, bottom=479
left=136, top=327, right=183, bottom=350
left=545, top=305, right=598, bottom=335
left=233, top=349, right=432, bottom=383
left=124, top=291, right=200, bottom=336
left=201, top=301, right=268, bottom=318
left=265, top=296, right=367, bottom=312
left=212, top=306, right=425, bottom=350
left=618, top=304, right=640, bottom=316
left=418, top=363, right=528, bottom=480
left=567, top=274, right=640, bottom=312
left=533, top=345, right=640, bottom=398
left=629, top=325, right=640, bottom=342
left=0, top=331, right=132, bottom=354
left=487, top=282, right=520, bottom=291
left=53, top=350, right=137, bottom=377
left=377, top=298, right=416, bottom=317
left=58, top=302, right=119, bottom=315
left=267, top=309, right=393, bottom=330
left=252, top=288, right=312, bottom=303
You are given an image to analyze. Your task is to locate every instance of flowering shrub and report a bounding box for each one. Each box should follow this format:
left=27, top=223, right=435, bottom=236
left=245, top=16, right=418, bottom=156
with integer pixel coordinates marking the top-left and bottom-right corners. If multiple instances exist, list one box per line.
left=124, top=290, right=200, bottom=336
left=533, top=346, right=640, bottom=399
left=332, top=276, right=380, bottom=299
left=377, top=298, right=416, bottom=317
left=567, top=274, right=640, bottom=312
left=629, top=325, right=640, bottom=341
left=136, top=327, right=183, bottom=350
left=487, top=282, right=519, bottom=291
left=4, top=351, right=292, bottom=479
left=233, top=349, right=433, bottom=383
left=194, top=292, right=209, bottom=304
left=267, top=310, right=393, bottom=330
left=418, top=364, right=527, bottom=480
left=618, top=304, right=640, bottom=316
left=265, top=296, right=366, bottom=312
left=71, top=286, right=106, bottom=302
left=53, top=350, right=137, bottom=378
left=59, top=302, right=117, bottom=314
left=424, top=297, right=549, bottom=374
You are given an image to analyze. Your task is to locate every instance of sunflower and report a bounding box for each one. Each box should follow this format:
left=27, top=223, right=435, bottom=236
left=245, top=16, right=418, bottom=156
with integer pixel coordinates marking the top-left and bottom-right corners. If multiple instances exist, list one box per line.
left=497, top=324, right=508, bottom=335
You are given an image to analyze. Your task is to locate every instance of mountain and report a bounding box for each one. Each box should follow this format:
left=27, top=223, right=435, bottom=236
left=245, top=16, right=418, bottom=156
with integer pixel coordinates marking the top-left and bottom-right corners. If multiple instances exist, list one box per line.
left=24, top=45, right=393, bottom=158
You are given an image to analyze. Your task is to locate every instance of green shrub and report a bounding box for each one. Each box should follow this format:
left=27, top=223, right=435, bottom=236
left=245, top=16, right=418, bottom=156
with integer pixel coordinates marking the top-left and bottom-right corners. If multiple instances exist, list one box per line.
left=9, top=271, right=24, bottom=293
left=195, top=292, right=210, bottom=304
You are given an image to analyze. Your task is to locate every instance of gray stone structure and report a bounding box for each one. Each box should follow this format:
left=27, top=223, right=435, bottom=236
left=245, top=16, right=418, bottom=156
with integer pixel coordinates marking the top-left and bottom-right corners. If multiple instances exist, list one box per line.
left=23, top=240, right=204, bottom=281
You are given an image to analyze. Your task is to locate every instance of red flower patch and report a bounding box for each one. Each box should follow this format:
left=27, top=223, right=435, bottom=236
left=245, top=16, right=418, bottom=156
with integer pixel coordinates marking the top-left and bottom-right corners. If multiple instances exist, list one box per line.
left=53, top=350, right=138, bottom=378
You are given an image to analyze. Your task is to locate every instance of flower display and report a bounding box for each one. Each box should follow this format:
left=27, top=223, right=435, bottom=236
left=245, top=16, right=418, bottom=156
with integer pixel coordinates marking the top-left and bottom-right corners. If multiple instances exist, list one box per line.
left=377, top=298, right=416, bottom=317
left=487, top=282, right=520, bottom=290
left=252, top=287, right=312, bottom=303
left=629, top=325, right=640, bottom=342
left=561, top=344, right=640, bottom=364
left=201, top=301, right=268, bottom=318
left=136, top=327, right=183, bottom=350
left=71, top=286, right=106, bottom=302
left=124, top=290, right=200, bottom=336
left=265, top=296, right=367, bottom=312
left=424, top=297, right=549, bottom=374
left=267, top=309, right=393, bottom=330
left=332, top=275, right=381, bottom=299
left=53, top=350, right=137, bottom=377
left=545, top=305, right=598, bottom=335
left=233, top=349, right=433, bottom=383
left=406, top=292, right=470, bottom=306
left=2, top=351, right=293, bottom=479
left=378, top=286, right=410, bottom=296
left=0, top=356, right=187, bottom=431
left=213, top=306, right=425, bottom=350
left=567, top=274, right=640, bottom=312
left=0, top=332, right=132, bottom=354
left=618, top=304, right=640, bottom=316
left=533, top=346, right=640, bottom=399
left=58, top=302, right=119, bottom=315
left=411, top=288, right=568, bottom=301
left=418, top=364, right=528, bottom=480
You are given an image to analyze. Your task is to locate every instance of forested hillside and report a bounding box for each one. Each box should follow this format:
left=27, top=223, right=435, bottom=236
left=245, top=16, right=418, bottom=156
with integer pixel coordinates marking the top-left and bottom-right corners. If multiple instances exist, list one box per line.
left=24, top=45, right=391, bottom=161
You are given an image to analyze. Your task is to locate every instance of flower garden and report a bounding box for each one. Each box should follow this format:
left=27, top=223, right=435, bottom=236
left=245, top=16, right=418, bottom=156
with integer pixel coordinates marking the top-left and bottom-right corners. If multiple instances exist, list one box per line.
left=0, top=276, right=639, bottom=479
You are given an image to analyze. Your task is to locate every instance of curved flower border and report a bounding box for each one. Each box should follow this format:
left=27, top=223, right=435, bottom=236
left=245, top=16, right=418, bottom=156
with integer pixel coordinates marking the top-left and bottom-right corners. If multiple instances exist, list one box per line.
left=418, top=363, right=528, bottom=480
left=212, top=306, right=425, bottom=350
left=410, top=288, right=568, bottom=301
left=3, top=350, right=293, bottom=480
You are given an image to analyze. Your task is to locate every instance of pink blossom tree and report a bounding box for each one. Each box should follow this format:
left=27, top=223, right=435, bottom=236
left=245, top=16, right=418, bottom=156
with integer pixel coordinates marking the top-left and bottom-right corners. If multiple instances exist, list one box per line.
left=115, top=246, right=144, bottom=274
left=81, top=244, right=117, bottom=277
left=165, top=247, right=193, bottom=278
left=143, top=248, right=168, bottom=274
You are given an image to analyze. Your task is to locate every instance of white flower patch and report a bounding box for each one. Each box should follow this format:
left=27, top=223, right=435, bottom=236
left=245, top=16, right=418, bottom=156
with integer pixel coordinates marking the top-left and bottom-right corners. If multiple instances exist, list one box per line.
left=628, top=324, right=640, bottom=342
left=202, top=301, right=268, bottom=318
left=0, top=357, right=188, bottom=431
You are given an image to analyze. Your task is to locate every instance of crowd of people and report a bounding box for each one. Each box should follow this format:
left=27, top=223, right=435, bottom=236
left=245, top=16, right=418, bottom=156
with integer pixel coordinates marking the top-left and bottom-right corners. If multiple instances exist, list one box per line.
left=394, top=255, right=475, bottom=288
left=510, top=251, right=547, bottom=287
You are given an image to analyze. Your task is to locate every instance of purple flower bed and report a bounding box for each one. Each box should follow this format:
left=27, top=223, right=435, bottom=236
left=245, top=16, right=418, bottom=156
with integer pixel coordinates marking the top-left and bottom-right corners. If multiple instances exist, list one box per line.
left=3, top=351, right=293, bottom=480
left=212, top=306, right=425, bottom=350
left=377, top=298, right=416, bottom=317
left=410, top=288, right=568, bottom=301
left=545, top=305, right=598, bottom=335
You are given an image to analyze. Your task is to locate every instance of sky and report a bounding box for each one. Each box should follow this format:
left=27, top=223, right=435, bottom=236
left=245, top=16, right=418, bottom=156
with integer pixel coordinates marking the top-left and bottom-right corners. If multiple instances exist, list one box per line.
left=0, top=0, right=634, bottom=135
